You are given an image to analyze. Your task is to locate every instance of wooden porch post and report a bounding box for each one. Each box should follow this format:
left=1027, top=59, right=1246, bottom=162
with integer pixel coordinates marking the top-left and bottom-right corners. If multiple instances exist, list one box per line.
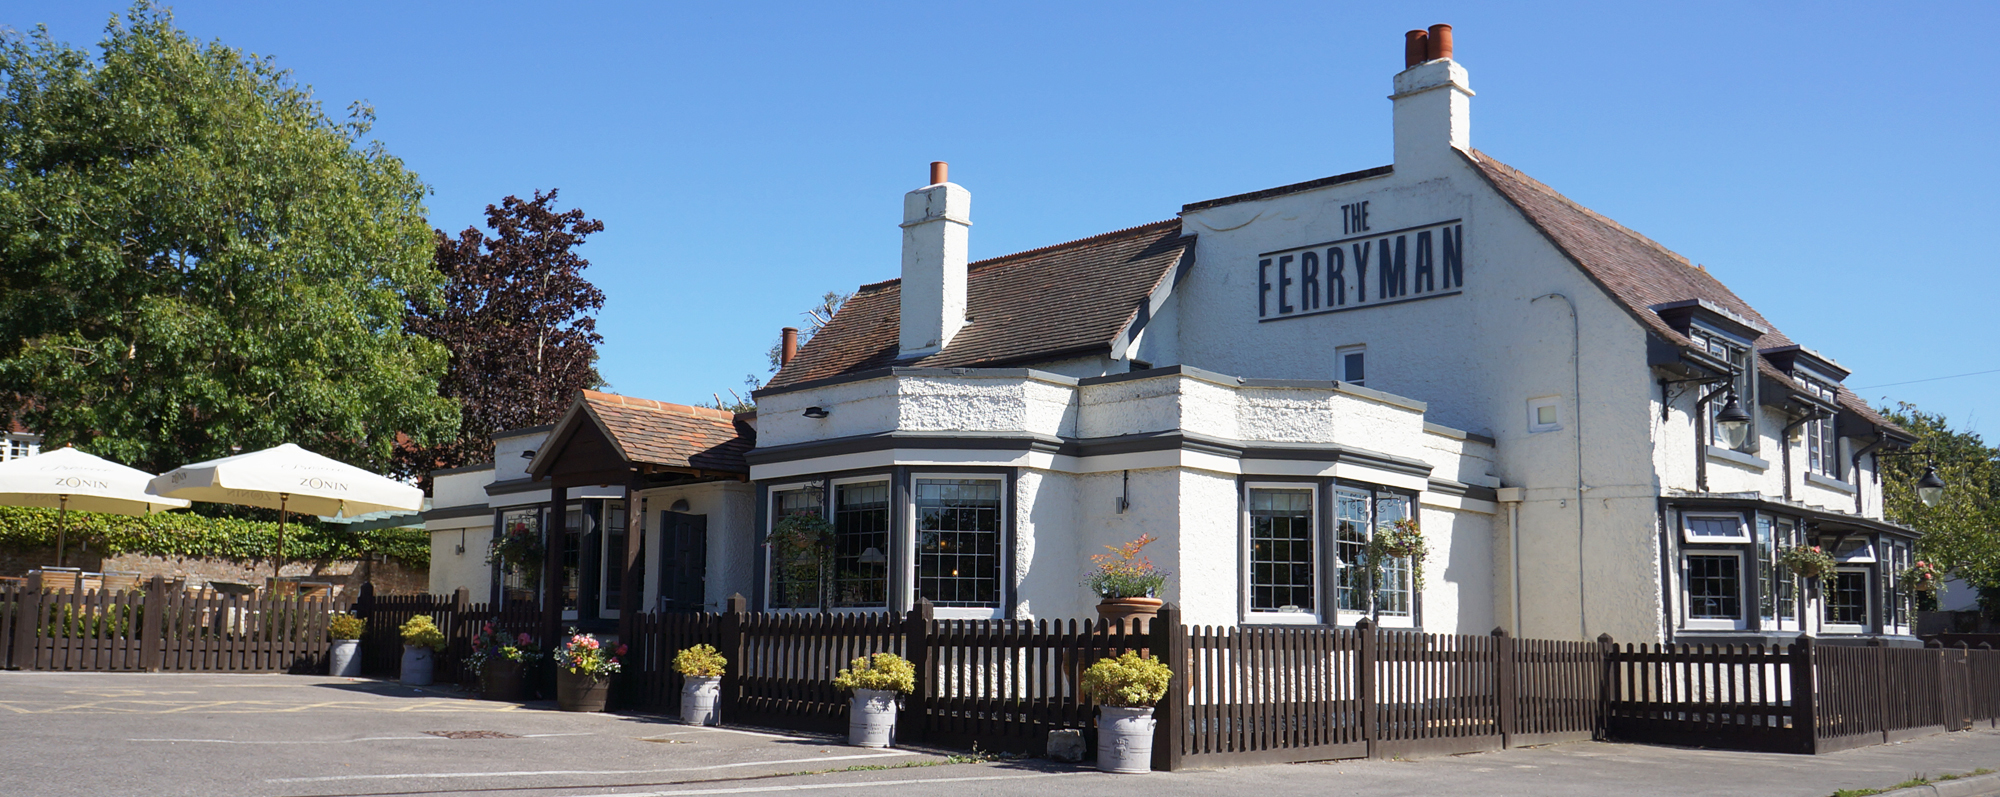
left=618, top=477, right=645, bottom=645
left=543, top=484, right=569, bottom=647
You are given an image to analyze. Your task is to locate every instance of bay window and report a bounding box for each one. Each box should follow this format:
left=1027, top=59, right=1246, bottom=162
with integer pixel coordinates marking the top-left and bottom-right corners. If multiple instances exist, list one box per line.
left=1247, top=486, right=1316, bottom=619
left=914, top=478, right=1003, bottom=609
left=1682, top=551, right=1745, bottom=630
left=765, top=474, right=1005, bottom=615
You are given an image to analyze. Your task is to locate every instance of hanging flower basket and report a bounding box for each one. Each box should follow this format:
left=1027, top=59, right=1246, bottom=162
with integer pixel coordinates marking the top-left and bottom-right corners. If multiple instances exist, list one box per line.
left=487, top=522, right=545, bottom=585
left=1898, top=560, right=1941, bottom=592
left=1370, top=518, right=1427, bottom=561
left=1778, top=546, right=1836, bottom=580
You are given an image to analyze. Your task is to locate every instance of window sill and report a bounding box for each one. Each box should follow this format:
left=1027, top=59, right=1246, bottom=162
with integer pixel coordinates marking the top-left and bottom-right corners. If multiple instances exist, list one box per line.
left=1804, top=472, right=1857, bottom=495
left=1705, top=446, right=1770, bottom=471
left=1245, top=611, right=1322, bottom=626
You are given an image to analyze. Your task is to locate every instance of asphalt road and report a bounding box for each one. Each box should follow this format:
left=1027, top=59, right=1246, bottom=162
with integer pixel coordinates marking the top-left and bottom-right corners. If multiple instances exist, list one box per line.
left=3, top=671, right=1998, bottom=797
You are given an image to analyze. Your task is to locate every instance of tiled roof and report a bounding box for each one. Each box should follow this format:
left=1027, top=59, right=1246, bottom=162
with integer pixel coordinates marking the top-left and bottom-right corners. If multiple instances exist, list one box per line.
left=1462, top=150, right=1902, bottom=436
left=767, top=219, right=1193, bottom=388
left=579, top=390, right=754, bottom=473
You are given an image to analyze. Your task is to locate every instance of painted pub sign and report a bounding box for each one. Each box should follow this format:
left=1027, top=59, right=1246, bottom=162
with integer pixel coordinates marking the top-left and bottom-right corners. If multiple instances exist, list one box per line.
left=1257, top=206, right=1464, bottom=321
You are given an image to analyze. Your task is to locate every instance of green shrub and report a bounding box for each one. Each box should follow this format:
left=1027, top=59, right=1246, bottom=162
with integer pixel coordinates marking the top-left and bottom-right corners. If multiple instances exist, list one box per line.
left=0, top=506, right=428, bottom=568
left=833, top=652, right=915, bottom=694
left=1081, top=652, right=1172, bottom=708
left=328, top=614, right=365, bottom=640
left=399, top=615, right=445, bottom=650
left=674, top=643, right=728, bottom=677
left=39, top=601, right=141, bottom=639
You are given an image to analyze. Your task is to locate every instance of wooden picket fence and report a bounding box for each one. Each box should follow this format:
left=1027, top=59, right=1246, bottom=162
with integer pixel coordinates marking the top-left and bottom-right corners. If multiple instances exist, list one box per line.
left=349, top=585, right=539, bottom=686
left=0, top=579, right=330, bottom=673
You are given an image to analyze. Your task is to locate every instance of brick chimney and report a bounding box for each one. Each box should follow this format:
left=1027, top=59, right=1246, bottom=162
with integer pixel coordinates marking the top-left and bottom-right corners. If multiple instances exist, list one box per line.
left=1392, top=24, right=1473, bottom=179
left=899, top=161, right=971, bottom=359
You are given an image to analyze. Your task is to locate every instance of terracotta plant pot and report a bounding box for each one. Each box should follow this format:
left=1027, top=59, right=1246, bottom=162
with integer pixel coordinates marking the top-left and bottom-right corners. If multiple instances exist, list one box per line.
left=556, top=667, right=610, bottom=712
left=1096, top=597, right=1164, bottom=633
left=482, top=659, right=525, bottom=701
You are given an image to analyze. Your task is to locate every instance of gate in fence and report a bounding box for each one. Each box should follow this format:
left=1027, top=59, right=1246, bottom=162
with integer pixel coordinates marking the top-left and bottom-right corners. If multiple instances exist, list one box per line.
left=0, top=578, right=330, bottom=673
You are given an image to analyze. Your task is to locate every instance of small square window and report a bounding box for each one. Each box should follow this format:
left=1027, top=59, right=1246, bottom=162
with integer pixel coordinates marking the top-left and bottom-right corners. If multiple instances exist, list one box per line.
left=1337, top=346, right=1365, bottom=387
left=1527, top=396, right=1562, bottom=433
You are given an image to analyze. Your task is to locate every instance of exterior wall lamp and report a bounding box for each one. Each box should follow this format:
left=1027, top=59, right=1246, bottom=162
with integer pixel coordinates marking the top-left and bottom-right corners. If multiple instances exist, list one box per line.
left=1917, top=465, right=1947, bottom=507
left=1713, top=394, right=1753, bottom=450
left=802, top=407, right=831, bottom=419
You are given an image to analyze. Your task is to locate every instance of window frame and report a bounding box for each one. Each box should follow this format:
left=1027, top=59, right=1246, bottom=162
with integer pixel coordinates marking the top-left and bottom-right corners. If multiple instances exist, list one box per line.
left=1797, top=374, right=1841, bottom=479
left=1243, top=482, right=1321, bottom=624
left=1527, top=395, right=1563, bottom=434
left=1681, top=550, right=1748, bottom=631
left=598, top=500, right=627, bottom=620
left=909, top=472, right=1008, bottom=620
left=1822, top=566, right=1873, bottom=634
left=763, top=480, right=828, bottom=613
left=829, top=475, right=894, bottom=613
left=1336, top=345, right=1366, bottom=387
left=1682, top=512, right=1751, bottom=544
left=1691, top=325, right=1759, bottom=453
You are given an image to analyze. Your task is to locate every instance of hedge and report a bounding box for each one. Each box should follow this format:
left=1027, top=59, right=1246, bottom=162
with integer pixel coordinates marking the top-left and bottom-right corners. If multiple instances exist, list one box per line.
left=0, top=506, right=429, bottom=568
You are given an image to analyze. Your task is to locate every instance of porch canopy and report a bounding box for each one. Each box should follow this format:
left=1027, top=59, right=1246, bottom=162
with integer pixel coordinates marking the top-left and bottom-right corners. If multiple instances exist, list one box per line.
left=525, top=390, right=754, bottom=637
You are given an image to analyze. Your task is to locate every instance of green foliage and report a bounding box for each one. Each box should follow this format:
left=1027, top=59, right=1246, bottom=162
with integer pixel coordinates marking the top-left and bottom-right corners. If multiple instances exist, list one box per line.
left=1080, top=651, right=1172, bottom=708
left=485, top=521, right=542, bottom=584
left=766, top=511, right=834, bottom=608
left=1086, top=534, right=1170, bottom=599
left=327, top=613, right=364, bottom=640
left=833, top=652, right=915, bottom=694
left=1778, top=545, right=1836, bottom=581
left=0, top=506, right=428, bottom=567
left=0, top=2, right=458, bottom=474
left=1368, top=517, right=1428, bottom=592
left=40, top=600, right=140, bottom=639
left=674, top=643, right=727, bottom=677
left=399, top=615, right=444, bottom=651
left=1878, top=403, right=2000, bottom=588
left=557, top=628, right=624, bottom=677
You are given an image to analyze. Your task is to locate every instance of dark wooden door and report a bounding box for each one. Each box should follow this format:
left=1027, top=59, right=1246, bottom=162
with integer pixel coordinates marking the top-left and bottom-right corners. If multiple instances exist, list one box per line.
left=659, top=511, right=708, bottom=612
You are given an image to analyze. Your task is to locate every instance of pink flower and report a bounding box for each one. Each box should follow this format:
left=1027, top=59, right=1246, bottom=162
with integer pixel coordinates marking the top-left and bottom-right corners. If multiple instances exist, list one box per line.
left=616, top=644, right=628, bottom=656
left=517, top=633, right=532, bottom=646
left=586, top=638, right=599, bottom=650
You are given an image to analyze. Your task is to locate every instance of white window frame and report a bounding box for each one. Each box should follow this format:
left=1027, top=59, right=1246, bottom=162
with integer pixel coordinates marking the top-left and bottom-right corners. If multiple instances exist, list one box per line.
left=1831, top=538, right=1876, bottom=564
left=1681, top=550, right=1748, bottom=631
left=1336, top=345, right=1366, bottom=387
left=910, top=473, right=1007, bottom=620
left=763, top=480, right=825, bottom=613
left=1527, top=396, right=1563, bottom=433
left=598, top=500, right=627, bottom=620
left=827, top=475, right=894, bottom=615
left=1682, top=512, right=1750, bottom=544
left=1822, top=567, right=1872, bottom=634
left=1243, top=482, right=1320, bottom=625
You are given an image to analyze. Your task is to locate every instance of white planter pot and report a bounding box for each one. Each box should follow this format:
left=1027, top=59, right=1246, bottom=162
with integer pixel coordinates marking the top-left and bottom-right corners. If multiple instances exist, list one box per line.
left=847, top=688, right=899, bottom=748
left=1097, top=706, right=1157, bottom=774
left=680, top=675, right=722, bottom=726
left=400, top=644, right=434, bottom=686
left=329, top=639, right=362, bottom=677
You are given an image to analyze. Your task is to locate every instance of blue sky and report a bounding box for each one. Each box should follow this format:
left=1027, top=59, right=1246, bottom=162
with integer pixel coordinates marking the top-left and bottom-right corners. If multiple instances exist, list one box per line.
left=12, top=1, right=1999, bottom=442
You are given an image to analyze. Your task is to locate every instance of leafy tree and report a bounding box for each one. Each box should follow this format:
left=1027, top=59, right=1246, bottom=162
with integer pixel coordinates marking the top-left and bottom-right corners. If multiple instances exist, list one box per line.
left=0, top=3, right=456, bottom=473
left=402, top=190, right=605, bottom=476
left=705, top=291, right=848, bottom=413
left=1878, top=403, right=2000, bottom=589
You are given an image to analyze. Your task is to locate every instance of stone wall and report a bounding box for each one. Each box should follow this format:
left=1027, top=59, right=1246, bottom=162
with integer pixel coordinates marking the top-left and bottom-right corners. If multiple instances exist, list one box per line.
left=1, top=546, right=428, bottom=602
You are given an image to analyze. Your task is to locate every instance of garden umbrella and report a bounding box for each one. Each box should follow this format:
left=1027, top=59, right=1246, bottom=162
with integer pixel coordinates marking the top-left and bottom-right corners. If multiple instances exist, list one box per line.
left=149, top=443, right=422, bottom=582
left=0, top=446, right=190, bottom=568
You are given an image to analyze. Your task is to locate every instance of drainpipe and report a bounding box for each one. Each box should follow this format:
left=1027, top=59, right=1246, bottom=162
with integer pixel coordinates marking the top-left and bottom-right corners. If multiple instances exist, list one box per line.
left=1532, top=293, right=1586, bottom=639
left=1850, top=435, right=1886, bottom=515
left=1693, top=383, right=1733, bottom=493
left=1778, top=406, right=1824, bottom=503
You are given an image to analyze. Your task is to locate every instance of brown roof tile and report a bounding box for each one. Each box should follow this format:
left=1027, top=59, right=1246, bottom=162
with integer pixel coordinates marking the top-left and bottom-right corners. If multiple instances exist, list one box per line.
left=1462, top=150, right=1901, bottom=435
left=579, top=390, right=754, bottom=473
left=768, top=219, right=1192, bottom=388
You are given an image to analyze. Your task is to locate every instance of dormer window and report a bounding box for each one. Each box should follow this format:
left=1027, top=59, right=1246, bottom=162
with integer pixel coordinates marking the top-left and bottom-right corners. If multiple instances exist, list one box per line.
left=1689, top=326, right=1758, bottom=452
left=1798, top=374, right=1840, bottom=478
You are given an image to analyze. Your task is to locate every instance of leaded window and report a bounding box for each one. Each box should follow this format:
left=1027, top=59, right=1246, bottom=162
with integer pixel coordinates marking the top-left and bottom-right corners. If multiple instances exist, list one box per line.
left=769, top=486, right=824, bottom=609
left=915, top=478, right=1002, bottom=608
left=1691, top=328, right=1757, bottom=451
left=1248, top=487, right=1315, bottom=614
left=1801, top=376, right=1839, bottom=477
left=1375, top=496, right=1412, bottom=617
left=1756, top=515, right=1775, bottom=623
left=1825, top=569, right=1869, bottom=627
left=834, top=481, right=890, bottom=608
left=1334, top=488, right=1372, bottom=613
left=1685, top=554, right=1741, bottom=620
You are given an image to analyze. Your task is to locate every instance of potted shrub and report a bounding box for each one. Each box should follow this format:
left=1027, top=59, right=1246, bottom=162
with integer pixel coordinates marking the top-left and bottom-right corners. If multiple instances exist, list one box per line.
left=554, top=628, right=624, bottom=712
left=833, top=652, right=914, bottom=748
left=399, top=615, right=446, bottom=686
left=328, top=613, right=364, bottom=677
left=1087, top=534, right=1170, bottom=631
left=1081, top=651, right=1172, bottom=774
left=468, top=623, right=539, bottom=701
left=1779, top=545, right=1837, bottom=582
left=674, top=643, right=728, bottom=725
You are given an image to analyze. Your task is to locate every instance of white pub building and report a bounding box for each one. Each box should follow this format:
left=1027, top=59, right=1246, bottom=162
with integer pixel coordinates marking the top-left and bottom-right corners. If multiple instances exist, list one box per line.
left=428, top=25, right=1922, bottom=647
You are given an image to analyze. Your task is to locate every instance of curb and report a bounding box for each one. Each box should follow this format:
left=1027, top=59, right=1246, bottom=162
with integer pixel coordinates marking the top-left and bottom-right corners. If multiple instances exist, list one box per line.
left=1874, top=772, right=2000, bottom=797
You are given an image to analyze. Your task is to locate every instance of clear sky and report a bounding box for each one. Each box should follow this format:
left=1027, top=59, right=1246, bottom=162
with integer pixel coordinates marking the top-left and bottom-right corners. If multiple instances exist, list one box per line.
left=11, top=1, right=1999, bottom=442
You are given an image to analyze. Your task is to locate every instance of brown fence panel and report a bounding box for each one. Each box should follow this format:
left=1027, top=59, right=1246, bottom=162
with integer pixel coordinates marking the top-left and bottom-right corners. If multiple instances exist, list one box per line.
left=1604, top=640, right=1806, bottom=753
left=1372, top=627, right=1503, bottom=758
left=620, top=610, right=721, bottom=712
left=0, top=584, right=19, bottom=669
left=1968, top=648, right=2000, bottom=729
left=1177, top=622, right=1367, bottom=768
left=920, top=613, right=1150, bottom=755
left=726, top=609, right=903, bottom=734
left=1512, top=635, right=1602, bottom=747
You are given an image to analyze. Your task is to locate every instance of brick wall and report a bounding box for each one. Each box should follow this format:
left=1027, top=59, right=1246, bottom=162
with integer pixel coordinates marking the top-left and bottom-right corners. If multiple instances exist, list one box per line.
left=2, top=546, right=428, bottom=602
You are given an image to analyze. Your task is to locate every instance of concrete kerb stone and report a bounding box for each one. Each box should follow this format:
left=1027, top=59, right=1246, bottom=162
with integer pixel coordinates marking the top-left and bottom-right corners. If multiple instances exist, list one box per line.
left=1873, top=771, right=2000, bottom=797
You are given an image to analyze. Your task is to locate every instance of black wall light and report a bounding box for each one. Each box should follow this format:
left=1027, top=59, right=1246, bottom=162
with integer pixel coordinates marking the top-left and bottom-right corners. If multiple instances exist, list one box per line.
left=802, top=407, right=831, bottom=419
left=1713, top=394, right=1753, bottom=450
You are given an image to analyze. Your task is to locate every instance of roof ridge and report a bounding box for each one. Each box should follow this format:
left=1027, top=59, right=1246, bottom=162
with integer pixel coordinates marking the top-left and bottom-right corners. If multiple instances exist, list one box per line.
left=582, top=389, right=737, bottom=421
left=847, top=218, right=1183, bottom=293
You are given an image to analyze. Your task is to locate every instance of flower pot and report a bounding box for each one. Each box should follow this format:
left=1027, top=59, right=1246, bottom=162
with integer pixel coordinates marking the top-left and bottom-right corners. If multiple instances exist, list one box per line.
left=681, top=675, right=722, bottom=725
left=482, top=659, right=525, bottom=701
left=1096, top=705, right=1157, bottom=774
left=328, top=639, right=361, bottom=678
left=847, top=688, right=898, bottom=748
left=556, top=667, right=610, bottom=712
left=400, top=645, right=434, bottom=686
left=1096, top=597, right=1164, bottom=633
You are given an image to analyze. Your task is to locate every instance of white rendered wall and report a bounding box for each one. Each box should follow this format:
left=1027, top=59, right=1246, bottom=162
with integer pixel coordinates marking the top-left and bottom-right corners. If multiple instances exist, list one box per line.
left=634, top=480, right=757, bottom=613
left=428, top=521, right=494, bottom=597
